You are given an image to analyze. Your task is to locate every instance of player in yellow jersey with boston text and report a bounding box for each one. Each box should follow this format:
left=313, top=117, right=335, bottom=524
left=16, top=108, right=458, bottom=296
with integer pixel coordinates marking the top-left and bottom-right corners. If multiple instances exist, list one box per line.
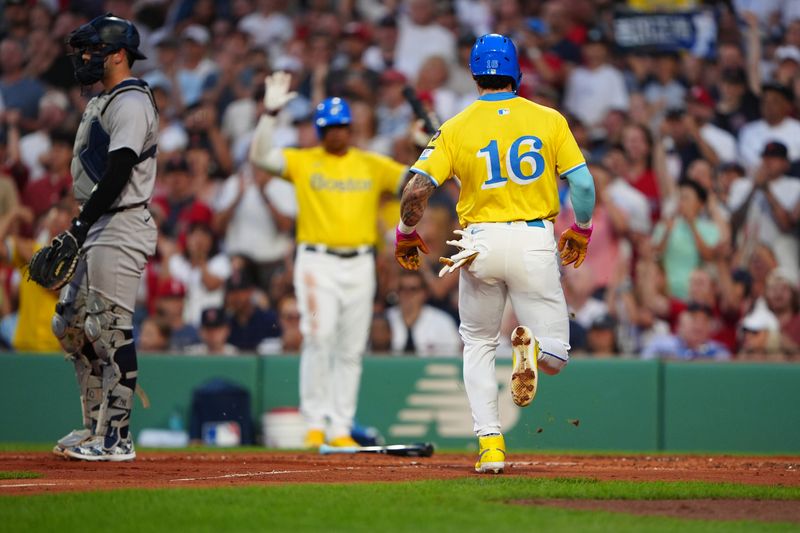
left=250, top=73, right=408, bottom=449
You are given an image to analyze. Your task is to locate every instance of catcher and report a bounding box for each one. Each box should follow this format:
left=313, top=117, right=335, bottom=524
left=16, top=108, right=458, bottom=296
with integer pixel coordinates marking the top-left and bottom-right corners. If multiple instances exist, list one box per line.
left=29, top=14, right=158, bottom=461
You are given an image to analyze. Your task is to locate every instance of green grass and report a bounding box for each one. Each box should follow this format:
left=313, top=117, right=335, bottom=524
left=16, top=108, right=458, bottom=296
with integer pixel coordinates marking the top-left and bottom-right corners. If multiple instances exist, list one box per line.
left=1, top=478, right=798, bottom=533
left=0, top=471, right=40, bottom=480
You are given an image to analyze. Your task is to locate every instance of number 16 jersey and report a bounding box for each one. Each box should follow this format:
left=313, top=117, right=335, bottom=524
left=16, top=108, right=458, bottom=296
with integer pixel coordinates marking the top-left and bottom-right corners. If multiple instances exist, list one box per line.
left=410, top=92, right=586, bottom=227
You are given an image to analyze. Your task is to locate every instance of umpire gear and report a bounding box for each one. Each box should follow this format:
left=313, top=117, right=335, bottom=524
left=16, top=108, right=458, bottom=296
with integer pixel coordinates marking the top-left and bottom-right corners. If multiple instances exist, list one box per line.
left=68, top=13, right=147, bottom=85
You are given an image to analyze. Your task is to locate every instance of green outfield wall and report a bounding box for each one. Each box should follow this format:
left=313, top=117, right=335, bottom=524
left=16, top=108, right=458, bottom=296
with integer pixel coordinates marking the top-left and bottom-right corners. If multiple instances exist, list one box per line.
left=0, top=353, right=798, bottom=453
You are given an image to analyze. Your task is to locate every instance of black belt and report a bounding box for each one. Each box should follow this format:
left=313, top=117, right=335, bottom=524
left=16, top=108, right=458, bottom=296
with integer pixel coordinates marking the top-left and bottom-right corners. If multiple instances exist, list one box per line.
left=106, top=201, right=149, bottom=215
left=301, top=244, right=374, bottom=258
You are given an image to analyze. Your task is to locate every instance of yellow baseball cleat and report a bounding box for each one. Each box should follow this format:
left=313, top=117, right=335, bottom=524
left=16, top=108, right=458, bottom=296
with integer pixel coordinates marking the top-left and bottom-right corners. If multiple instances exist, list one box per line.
left=511, top=326, right=539, bottom=407
left=328, top=435, right=360, bottom=448
left=474, top=434, right=506, bottom=474
left=304, top=429, right=325, bottom=449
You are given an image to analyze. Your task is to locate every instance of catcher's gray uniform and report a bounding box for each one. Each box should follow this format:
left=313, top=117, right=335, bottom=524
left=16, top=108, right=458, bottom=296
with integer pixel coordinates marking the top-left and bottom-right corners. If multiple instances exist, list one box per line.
left=53, top=79, right=158, bottom=455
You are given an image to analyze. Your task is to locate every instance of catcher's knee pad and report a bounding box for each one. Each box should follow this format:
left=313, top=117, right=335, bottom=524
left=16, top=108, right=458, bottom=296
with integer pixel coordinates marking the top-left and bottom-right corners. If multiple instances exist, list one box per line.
left=52, top=294, right=88, bottom=355
left=84, top=292, right=133, bottom=362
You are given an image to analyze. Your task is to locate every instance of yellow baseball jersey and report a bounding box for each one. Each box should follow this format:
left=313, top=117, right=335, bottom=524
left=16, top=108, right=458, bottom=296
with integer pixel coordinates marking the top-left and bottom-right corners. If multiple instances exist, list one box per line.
left=281, top=146, right=406, bottom=247
left=411, top=93, right=585, bottom=227
left=11, top=241, right=60, bottom=353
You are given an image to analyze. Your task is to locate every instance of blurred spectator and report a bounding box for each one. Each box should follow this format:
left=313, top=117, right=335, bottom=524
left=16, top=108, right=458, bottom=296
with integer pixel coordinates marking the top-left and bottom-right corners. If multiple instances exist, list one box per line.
left=737, top=83, right=800, bottom=171
left=177, top=25, right=218, bottom=109
left=737, top=305, right=782, bottom=361
left=644, top=53, right=687, bottom=118
left=225, top=269, right=280, bottom=352
left=368, top=312, right=392, bottom=354
left=728, top=141, right=800, bottom=284
left=167, top=221, right=231, bottom=327
left=586, top=314, right=618, bottom=357
left=653, top=179, right=722, bottom=301
left=151, top=156, right=213, bottom=241
left=395, top=0, right=456, bottom=82
left=762, top=268, right=800, bottom=354
left=642, top=303, right=731, bottom=360
left=237, top=0, right=294, bottom=58
left=363, top=15, right=399, bottom=72
left=563, top=29, right=628, bottom=136
left=714, top=68, right=760, bottom=136
left=375, top=69, right=414, bottom=142
left=18, top=89, right=71, bottom=181
left=153, top=277, right=200, bottom=352
left=0, top=37, right=45, bottom=133
left=21, top=129, right=72, bottom=225
left=0, top=202, right=64, bottom=352
left=138, top=317, right=172, bottom=353
left=255, top=291, right=302, bottom=354
left=386, top=269, right=460, bottom=357
left=563, top=267, right=608, bottom=331
left=185, top=307, right=238, bottom=356
left=213, top=163, right=294, bottom=292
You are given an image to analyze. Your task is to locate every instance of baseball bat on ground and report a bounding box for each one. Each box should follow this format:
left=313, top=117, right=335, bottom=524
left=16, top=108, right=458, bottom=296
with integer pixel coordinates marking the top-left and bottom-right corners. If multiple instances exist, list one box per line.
left=318, top=442, right=435, bottom=457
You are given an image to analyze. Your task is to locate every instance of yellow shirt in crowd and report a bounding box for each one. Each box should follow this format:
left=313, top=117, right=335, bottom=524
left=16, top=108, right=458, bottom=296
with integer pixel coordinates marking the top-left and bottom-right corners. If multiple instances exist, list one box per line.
left=11, top=241, right=60, bottom=353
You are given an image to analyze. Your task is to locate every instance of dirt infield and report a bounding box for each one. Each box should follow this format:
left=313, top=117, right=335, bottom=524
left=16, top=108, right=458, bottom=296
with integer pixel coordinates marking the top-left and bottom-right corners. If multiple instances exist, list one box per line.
left=0, top=451, right=797, bottom=496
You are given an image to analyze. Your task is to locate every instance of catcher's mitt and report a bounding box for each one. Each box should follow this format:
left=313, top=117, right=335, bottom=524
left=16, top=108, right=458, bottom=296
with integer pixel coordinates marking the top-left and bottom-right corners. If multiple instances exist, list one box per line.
left=28, top=231, right=81, bottom=291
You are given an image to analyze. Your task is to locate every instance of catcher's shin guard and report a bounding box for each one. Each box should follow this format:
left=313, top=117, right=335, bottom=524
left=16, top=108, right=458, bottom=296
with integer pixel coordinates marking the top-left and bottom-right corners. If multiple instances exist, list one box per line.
left=52, top=282, right=88, bottom=355
left=96, top=339, right=138, bottom=446
left=70, top=351, right=103, bottom=431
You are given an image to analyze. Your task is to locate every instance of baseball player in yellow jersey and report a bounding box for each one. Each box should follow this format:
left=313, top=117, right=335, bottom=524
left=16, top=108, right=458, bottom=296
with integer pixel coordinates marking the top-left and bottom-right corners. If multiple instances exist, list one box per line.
left=395, top=34, right=596, bottom=473
left=250, top=72, right=408, bottom=448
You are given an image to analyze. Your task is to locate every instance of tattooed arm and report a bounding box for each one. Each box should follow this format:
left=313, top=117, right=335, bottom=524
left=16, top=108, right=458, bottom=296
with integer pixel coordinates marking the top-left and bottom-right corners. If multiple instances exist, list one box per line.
left=400, top=172, right=437, bottom=228
left=395, top=172, right=436, bottom=270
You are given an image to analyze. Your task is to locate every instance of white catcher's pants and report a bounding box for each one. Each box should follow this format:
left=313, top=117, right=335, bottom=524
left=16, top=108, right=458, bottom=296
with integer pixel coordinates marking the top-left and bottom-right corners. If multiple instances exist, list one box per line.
left=458, top=221, right=570, bottom=437
left=294, top=247, right=375, bottom=438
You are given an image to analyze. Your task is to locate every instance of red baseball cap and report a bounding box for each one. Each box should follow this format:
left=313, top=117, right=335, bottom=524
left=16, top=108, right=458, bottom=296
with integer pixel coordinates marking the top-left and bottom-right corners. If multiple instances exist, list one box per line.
left=688, top=86, right=714, bottom=108
left=156, top=278, right=186, bottom=299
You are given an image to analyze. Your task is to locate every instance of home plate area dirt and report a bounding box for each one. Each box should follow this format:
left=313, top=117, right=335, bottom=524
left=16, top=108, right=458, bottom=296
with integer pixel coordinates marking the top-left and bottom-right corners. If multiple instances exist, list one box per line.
left=0, top=452, right=797, bottom=522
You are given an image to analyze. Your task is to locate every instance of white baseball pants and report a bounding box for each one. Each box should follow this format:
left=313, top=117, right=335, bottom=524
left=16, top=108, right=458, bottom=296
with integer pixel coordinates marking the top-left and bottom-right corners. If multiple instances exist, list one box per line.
left=294, top=247, right=375, bottom=439
left=458, top=221, right=570, bottom=437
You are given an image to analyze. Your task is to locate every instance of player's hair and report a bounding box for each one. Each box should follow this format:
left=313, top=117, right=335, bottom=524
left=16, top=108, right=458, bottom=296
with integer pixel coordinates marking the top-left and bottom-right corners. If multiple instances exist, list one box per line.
left=124, top=49, right=135, bottom=67
left=473, top=74, right=515, bottom=90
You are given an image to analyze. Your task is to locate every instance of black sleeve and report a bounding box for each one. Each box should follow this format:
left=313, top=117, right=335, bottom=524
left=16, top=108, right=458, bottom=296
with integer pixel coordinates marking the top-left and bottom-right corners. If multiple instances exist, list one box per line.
left=78, top=147, right=139, bottom=227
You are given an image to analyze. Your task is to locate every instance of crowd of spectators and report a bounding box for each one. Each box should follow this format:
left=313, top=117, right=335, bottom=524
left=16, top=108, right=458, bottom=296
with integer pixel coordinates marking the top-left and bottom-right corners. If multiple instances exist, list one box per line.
left=0, top=0, right=798, bottom=362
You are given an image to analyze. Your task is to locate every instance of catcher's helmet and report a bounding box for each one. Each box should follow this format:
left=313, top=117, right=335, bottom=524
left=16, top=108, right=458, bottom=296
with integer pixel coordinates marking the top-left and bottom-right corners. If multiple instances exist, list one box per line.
left=470, top=34, right=521, bottom=92
left=314, top=97, right=351, bottom=137
left=68, top=13, right=146, bottom=85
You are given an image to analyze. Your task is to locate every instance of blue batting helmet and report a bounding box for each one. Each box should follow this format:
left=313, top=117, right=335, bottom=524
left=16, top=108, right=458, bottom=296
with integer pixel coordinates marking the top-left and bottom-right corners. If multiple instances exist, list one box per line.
left=314, top=97, right=352, bottom=137
left=470, top=34, right=521, bottom=92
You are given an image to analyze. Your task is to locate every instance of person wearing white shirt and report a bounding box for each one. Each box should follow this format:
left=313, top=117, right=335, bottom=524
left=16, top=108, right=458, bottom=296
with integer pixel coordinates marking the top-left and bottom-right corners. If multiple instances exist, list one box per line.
left=168, top=222, right=232, bottom=327
left=564, top=33, right=628, bottom=133
left=737, top=83, right=800, bottom=171
left=394, top=0, right=456, bottom=82
left=386, top=270, right=461, bottom=357
left=728, top=141, right=800, bottom=285
left=213, top=163, right=295, bottom=290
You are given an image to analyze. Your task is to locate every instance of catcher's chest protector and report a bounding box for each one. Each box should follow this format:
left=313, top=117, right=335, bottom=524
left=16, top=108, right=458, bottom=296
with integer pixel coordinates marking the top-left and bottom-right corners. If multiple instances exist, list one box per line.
left=71, top=79, right=159, bottom=204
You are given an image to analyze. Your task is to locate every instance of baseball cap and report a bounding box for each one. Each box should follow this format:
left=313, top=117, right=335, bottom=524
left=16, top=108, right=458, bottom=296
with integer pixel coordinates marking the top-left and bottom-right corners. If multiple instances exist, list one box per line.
left=590, top=314, right=616, bottom=330
left=225, top=269, right=255, bottom=291
left=164, top=156, right=190, bottom=173
left=775, top=45, right=800, bottom=64
left=156, top=278, right=186, bottom=299
left=688, top=85, right=714, bottom=108
left=342, top=21, right=371, bottom=41
left=732, top=268, right=753, bottom=297
left=200, top=307, right=228, bottom=328
left=761, top=141, right=789, bottom=159
left=182, top=24, right=210, bottom=45
left=741, top=307, right=779, bottom=332
left=685, top=301, right=713, bottom=316
left=380, top=69, right=406, bottom=85
left=762, top=82, right=794, bottom=101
